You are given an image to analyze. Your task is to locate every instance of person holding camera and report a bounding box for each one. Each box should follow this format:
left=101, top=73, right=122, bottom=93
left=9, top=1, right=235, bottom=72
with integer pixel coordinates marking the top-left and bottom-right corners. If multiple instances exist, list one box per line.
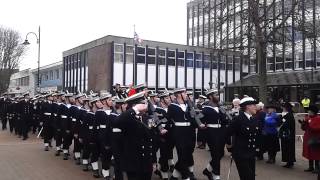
left=300, top=105, right=320, bottom=174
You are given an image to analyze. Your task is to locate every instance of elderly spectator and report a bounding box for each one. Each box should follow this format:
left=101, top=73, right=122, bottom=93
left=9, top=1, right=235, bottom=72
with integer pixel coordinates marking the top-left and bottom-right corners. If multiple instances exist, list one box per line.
left=301, top=105, right=320, bottom=174
left=255, top=102, right=266, bottom=160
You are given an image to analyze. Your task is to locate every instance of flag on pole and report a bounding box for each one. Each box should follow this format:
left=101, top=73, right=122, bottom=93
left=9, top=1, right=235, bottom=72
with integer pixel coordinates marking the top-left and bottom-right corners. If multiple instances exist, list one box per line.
left=134, top=31, right=143, bottom=45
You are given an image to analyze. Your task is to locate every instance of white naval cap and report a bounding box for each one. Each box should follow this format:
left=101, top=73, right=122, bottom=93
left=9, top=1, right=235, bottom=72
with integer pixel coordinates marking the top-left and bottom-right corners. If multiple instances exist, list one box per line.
left=240, top=97, right=258, bottom=107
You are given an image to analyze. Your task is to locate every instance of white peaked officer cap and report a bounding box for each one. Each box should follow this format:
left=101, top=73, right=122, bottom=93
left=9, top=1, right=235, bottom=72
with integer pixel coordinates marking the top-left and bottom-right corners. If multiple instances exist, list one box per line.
left=125, top=91, right=146, bottom=105
left=240, top=97, right=258, bottom=107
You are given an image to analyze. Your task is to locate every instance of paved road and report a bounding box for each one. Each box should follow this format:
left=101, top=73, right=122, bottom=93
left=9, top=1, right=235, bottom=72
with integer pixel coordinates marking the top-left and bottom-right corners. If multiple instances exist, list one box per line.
left=0, top=129, right=317, bottom=180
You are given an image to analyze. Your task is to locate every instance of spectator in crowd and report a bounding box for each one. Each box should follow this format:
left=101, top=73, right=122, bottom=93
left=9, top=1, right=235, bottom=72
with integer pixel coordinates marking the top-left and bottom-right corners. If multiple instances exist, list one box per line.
left=301, top=105, right=320, bottom=174
left=127, top=83, right=136, bottom=97
left=262, top=105, right=280, bottom=164
left=301, top=95, right=311, bottom=112
left=279, top=102, right=296, bottom=168
left=255, top=102, right=266, bottom=160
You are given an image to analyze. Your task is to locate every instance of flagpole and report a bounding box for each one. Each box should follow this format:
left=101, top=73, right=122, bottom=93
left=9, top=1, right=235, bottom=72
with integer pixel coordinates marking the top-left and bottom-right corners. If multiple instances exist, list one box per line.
left=133, top=24, right=136, bottom=85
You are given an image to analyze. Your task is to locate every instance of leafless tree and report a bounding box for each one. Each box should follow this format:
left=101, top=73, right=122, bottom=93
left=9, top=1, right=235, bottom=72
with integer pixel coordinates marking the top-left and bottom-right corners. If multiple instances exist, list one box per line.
left=0, top=26, right=26, bottom=94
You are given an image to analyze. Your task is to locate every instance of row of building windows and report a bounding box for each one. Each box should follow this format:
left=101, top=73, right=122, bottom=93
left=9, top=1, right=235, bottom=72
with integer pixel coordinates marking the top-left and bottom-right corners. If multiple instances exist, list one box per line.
left=11, top=76, right=29, bottom=87
left=63, top=51, right=88, bottom=92
left=114, top=44, right=241, bottom=70
left=40, top=69, right=60, bottom=82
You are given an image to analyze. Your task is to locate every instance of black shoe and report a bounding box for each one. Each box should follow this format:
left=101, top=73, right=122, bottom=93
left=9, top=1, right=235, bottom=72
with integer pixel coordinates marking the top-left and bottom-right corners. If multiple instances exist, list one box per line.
left=169, top=177, right=178, bottom=180
left=22, top=137, right=28, bottom=141
left=44, top=146, right=49, bottom=151
left=154, top=169, right=162, bottom=179
left=63, top=153, right=68, bottom=160
left=203, top=168, right=213, bottom=180
left=304, top=167, right=314, bottom=172
left=75, top=158, right=81, bottom=165
left=266, top=159, right=275, bottom=164
left=283, top=163, right=294, bottom=168
left=55, top=151, right=61, bottom=156
left=82, top=165, right=89, bottom=171
left=93, top=170, right=100, bottom=178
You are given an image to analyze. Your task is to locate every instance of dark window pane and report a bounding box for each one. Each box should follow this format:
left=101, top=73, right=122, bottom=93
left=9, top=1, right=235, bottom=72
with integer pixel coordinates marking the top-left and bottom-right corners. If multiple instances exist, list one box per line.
left=147, top=48, right=155, bottom=56
left=177, top=59, right=184, bottom=67
left=196, top=54, right=202, bottom=60
left=276, top=63, right=283, bottom=70
left=187, top=53, right=194, bottom=59
left=168, top=50, right=175, bottom=58
left=147, top=56, right=155, bottom=64
left=137, top=55, right=145, bottom=64
left=306, top=60, right=312, bottom=67
left=196, top=61, right=202, bottom=68
left=212, top=63, right=217, bottom=69
left=285, top=62, right=292, bottom=69
left=186, top=60, right=193, bottom=67
left=168, top=58, right=175, bottom=66
left=219, top=63, right=226, bottom=70
left=137, top=47, right=145, bottom=55
left=203, top=61, right=210, bottom=68
left=159, top=50, right=166, bottom=57
left=159, top=57, right=165, bottom=65
left=178, top=51, right=185, bottom=59
left=235, top=64, right=240, bottom=70
left=267, top=57, right=274, bottom=64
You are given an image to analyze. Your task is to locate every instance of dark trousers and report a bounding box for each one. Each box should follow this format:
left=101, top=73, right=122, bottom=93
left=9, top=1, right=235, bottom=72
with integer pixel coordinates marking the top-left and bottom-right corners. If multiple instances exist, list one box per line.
left=55, top=129, right=63, bottom=149
left=73, top=136, right=82, bottom=153
left=100, top=145, right=112, bottom=171
left=159, top=137, right=174, bottom=172
left=9, top=116, right=15, bottom=133
left=112, top=134, right=124, bottom=180
left=62, top=131, right=73, bottom=151
left=43, top=125, right=54, bottom=144
left=208, top=143, right=224, bottom=175
left=175, top=146, right=194, bottom=179
left=234, top=157, right=256, bottom=180
left=2, top=117, right=7, bottom=130
left=82, top=140, right=100, bottom=163
left=197, top=128, right=206, bottom=144
left=126, top=171, right=152, bottom=180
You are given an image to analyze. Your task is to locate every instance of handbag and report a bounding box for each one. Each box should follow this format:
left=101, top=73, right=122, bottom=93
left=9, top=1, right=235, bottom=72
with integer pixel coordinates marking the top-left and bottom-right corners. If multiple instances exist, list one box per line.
left=308, top=137, right=320, bottom=149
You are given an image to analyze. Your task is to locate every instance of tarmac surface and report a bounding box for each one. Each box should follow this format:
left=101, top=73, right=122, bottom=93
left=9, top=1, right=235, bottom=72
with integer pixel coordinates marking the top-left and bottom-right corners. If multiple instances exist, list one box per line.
left=0, top=126, right=317, bottom=180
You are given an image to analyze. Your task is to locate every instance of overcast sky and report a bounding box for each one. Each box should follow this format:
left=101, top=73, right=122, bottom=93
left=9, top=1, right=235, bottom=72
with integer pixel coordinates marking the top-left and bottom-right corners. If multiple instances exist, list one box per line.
left=1, top=0, right=191, bottom=70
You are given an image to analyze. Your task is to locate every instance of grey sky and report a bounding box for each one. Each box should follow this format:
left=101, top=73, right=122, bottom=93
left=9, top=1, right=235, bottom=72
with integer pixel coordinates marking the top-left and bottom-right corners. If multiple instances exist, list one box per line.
left=1, top=0, right=190, bottom=70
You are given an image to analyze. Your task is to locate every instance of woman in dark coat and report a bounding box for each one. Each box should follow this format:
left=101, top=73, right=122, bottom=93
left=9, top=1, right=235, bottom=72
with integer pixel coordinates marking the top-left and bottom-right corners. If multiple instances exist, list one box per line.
left=262, top=105, right=281, bottom=164
left=279, top=102, right=296, bottom=168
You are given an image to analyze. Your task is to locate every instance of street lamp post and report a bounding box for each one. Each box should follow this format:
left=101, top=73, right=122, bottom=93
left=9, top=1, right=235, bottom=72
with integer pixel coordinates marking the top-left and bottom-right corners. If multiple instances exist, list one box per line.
left=23, top=26, right=41, bottom=94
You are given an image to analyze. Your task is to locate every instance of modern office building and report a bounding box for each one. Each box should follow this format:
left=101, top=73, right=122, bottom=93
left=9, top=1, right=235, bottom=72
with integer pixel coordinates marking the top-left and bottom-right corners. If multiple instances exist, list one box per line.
left=187, top=0, right=320, bottom=103
left=62, top=35, right=243, bottom=98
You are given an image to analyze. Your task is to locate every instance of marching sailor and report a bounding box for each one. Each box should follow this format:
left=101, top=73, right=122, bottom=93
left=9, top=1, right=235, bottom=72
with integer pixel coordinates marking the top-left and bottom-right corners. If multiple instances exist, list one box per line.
left=226, top=97, right=259, bottom=180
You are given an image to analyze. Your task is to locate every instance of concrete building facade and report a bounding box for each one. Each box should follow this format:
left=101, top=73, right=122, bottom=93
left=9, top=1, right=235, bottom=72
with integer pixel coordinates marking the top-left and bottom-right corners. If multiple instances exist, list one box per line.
left=62, top=35, right=243, bottom=97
